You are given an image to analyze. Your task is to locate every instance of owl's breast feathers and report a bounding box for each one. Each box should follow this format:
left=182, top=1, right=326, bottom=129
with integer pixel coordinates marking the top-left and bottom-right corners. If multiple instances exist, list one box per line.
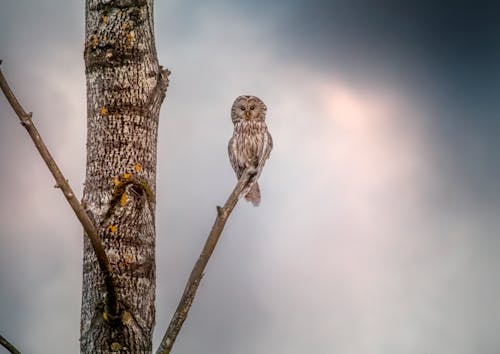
left=229, top=120, right=272, bottom=177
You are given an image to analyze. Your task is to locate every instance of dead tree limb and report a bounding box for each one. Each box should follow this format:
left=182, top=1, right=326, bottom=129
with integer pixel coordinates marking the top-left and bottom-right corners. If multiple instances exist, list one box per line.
left=156, top=166, right=257, bottom=354
left=0, top=62, right=120, bottom=319
left=0, top=334, right=21, bottom=354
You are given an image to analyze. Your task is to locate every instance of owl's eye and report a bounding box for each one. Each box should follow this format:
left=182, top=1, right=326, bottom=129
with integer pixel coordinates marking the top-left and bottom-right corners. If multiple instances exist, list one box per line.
left=240, top=106, right=246, bottom=111
left=250, top=105, right=255, bottom=110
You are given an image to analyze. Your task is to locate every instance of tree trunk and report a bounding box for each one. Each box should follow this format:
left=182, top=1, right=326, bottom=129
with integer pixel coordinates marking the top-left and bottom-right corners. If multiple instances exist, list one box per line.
left=81, top=0, right=168, bottom=352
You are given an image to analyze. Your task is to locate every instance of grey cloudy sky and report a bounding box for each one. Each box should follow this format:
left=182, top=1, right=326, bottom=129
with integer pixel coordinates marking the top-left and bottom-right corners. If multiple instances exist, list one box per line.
left=1, top=1, right=499, bottom=353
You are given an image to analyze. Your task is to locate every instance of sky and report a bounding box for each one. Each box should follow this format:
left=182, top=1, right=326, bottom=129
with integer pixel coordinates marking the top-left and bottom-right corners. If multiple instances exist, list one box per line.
left=1, top=0, right=500, bottom=353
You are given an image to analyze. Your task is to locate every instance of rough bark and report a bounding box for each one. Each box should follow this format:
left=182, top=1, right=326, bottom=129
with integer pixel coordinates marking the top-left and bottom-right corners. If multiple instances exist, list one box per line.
left=81, top=1, right=168, bottom=353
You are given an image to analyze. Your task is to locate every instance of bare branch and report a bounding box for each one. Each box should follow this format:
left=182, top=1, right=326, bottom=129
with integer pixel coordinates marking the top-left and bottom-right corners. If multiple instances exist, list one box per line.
left=156, top=166, right=257, bottom=354
left=0, top=334, right=21, bottom=354
left=0, top=63, right=120, bottom=319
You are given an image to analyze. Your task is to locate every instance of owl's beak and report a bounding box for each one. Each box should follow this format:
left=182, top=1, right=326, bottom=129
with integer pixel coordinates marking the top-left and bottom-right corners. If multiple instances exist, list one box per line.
left=245, top=111, right=251, bottom=120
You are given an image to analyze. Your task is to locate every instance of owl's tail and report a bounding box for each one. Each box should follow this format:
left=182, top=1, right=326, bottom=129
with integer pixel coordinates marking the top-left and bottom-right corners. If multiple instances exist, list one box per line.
left=245, top=182, right=261, bottom=206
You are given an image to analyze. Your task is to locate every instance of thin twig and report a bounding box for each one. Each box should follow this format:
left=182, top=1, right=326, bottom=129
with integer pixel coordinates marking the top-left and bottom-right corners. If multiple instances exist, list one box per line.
left=0, top=62, right=120, bottom=319
left=156, top=166, right=257, bottom=354
left=0, top=334, right=22, bottom=354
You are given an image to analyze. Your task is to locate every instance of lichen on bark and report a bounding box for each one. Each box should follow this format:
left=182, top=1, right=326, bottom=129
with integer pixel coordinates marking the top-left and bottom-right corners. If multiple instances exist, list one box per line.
left=80, top=0, right=168, bottom=352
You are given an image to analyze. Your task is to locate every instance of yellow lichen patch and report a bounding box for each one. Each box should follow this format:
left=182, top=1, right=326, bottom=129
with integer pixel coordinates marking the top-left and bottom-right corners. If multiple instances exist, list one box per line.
left=122, top=173, right=131, bottom=180
left=123, top=252, right=135, bottom=264
left=122, top=311, right=132, bottom=325
left=113, top=177, right=121, bottom=186
left=100, top=107, right=109, bottom=116
left=107, top=225, right=117, bottom=234
left=91, top=35, right=98, bottom=49
left=102, top=15, right=108, bottom=24
left=110, top=342, right=122, bottom=351
left=126, top=31, right=135, bottom=47
left=103, top=311, right=108, bottom=321
left=133, top=163, right=142, bottom=172
left=120, top=192, right=128, bottom=206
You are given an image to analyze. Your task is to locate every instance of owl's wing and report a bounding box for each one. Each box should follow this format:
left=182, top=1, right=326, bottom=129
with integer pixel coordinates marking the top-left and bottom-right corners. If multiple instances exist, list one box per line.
left=244, top=130, right=272, bottom=190
left=258, top=131, right=273, bottom=169
left=228, top=135, right=241, bottom=177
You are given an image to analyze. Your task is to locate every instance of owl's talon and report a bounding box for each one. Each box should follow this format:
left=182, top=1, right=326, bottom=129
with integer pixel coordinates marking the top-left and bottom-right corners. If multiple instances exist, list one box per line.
left=245, top=156, right=258, bottom=168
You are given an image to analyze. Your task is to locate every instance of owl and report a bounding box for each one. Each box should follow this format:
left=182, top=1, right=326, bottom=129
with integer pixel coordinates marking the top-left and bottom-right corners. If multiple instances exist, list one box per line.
left=228, top=95, right=273, bottom=206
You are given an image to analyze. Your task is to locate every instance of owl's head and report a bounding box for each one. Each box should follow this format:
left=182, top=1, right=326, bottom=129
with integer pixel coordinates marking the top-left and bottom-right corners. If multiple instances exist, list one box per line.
left=231, top=95, right=267, bottom=124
